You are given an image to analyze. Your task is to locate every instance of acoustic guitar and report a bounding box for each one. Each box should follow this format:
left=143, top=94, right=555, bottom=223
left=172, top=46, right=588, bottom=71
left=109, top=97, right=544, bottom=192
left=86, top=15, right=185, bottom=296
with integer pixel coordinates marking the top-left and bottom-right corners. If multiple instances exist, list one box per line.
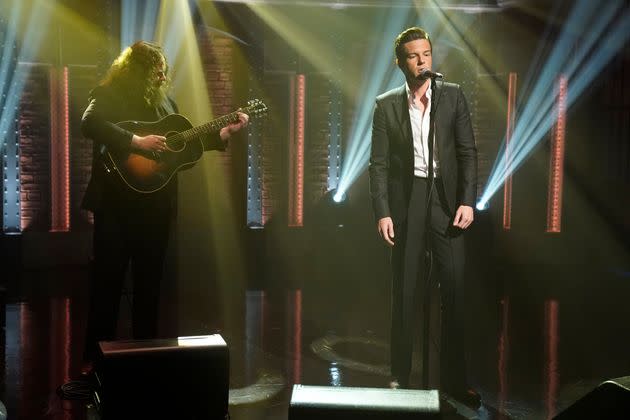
left=101, top=99, right=267, bottom=193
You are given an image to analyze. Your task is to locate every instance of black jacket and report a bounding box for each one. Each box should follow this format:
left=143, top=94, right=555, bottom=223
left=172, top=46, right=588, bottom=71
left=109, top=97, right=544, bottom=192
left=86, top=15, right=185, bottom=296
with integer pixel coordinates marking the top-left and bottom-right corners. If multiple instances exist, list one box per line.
left=369, top=82, right=477, bottom=226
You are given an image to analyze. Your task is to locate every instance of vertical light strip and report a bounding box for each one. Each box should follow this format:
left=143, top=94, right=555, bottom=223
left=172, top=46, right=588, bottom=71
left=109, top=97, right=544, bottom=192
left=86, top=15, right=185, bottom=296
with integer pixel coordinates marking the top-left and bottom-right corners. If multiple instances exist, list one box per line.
left=288, top=74, right=305, bottom=227
left=328, top=79, right=342, bottom=191
left=546, top=75, right=567, bottom=233
left=544, top=299, right=559, bottom=420
left=49, top=67, right=59, bottom=227
left=1, top=30, right=20, bottom=233
left=284, top=75, right=296, bottom=227
left=246, top=40, right=265, bottom=229
left=503, top=72, right=517, bottom=230
left=287, top=74, right=296, bottom=226
left=49, top=66, right=70, bottom=232
left=63, top=67, right=70, bottom=230
left=296, top=75, right=305, bottom=226
left=2, top=110, right=20, bottom=233
left=246, top=136, right=263, bottom=228
left=327, top=29, right=343, bottom=193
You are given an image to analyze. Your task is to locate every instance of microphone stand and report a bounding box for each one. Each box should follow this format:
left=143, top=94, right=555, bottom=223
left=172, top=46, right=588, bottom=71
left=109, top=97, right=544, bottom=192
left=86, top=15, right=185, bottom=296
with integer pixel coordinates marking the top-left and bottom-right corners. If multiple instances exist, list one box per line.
left=422, top=76, right=438, bottom=389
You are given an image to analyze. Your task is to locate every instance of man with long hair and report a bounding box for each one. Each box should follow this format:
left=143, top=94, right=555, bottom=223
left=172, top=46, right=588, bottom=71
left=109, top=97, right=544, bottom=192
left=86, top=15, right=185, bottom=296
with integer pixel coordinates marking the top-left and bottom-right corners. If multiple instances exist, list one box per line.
left=80, top=41, right=248, bottom=367
left=369, top=27, right=479, bottom=407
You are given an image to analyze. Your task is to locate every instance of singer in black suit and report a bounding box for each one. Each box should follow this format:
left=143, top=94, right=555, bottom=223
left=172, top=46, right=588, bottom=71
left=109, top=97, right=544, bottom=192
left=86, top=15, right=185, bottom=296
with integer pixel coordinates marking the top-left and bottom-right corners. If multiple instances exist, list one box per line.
left=369, top=27, right=478, bottom=405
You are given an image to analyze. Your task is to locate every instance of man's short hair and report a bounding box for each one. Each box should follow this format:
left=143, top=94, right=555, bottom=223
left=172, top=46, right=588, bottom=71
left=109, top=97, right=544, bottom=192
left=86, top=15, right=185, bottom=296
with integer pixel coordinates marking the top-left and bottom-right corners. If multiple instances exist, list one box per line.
left=394, top=27, right=432, bottom=63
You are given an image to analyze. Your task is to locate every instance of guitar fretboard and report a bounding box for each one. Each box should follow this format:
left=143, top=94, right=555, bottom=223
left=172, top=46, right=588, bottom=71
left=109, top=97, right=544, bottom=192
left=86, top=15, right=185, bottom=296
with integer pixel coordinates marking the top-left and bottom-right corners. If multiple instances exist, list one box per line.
left=166, top=111, right=242, bottom=147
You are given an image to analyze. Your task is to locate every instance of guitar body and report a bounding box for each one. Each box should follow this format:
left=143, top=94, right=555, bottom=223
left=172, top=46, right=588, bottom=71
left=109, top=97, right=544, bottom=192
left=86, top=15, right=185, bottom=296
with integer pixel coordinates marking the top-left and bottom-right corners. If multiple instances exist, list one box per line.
left=104, top=114, right=204, bottom=193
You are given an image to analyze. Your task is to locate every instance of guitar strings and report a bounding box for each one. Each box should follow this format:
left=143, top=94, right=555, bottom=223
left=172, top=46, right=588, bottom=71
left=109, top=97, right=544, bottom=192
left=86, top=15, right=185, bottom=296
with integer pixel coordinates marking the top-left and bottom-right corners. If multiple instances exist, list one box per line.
left=165, top=111, right=242, bottom=148
left=164, top=100, right=265, bottom=148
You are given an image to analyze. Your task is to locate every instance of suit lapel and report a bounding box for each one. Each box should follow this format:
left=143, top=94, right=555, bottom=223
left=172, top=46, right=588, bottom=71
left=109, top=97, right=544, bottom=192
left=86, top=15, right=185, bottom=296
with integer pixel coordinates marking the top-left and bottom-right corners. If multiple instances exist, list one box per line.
left=432, top=81, right=443, bottom=155
left=392, top=85, right=412, bottom=144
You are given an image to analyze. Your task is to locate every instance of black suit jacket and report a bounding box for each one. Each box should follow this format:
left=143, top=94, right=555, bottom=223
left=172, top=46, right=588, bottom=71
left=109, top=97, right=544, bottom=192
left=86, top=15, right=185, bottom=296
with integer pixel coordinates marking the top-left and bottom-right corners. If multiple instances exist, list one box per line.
left=369, top=82, right=477, bottom=226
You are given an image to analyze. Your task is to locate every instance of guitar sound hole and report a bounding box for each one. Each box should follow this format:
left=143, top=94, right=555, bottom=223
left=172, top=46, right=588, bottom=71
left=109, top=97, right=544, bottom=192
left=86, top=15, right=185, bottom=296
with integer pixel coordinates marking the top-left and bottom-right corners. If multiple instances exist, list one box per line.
left=166, top=132, right=185, bottom=151
left=169, top=140, right=185, bottom=151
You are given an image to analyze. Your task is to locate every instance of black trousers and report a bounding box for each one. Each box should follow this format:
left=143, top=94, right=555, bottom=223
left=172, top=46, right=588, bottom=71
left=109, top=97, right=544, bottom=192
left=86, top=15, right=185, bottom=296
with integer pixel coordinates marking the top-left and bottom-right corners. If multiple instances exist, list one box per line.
left=390, top=176, right=467, bottom=392
left=83, top=202, right=171, bottom=361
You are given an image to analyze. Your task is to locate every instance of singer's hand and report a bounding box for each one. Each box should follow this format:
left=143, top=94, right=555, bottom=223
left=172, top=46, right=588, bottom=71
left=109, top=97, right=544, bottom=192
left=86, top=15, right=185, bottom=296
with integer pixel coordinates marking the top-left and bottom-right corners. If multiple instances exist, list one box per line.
left=453, top=205, right=474, bottom=229
left=377, top=217, right=395, bottom=247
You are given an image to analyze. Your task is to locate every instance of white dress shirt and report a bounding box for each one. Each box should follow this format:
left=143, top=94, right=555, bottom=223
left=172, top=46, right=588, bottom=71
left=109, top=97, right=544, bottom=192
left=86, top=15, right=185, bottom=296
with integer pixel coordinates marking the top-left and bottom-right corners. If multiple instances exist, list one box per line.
left=407, top=83, right=439, bottom=178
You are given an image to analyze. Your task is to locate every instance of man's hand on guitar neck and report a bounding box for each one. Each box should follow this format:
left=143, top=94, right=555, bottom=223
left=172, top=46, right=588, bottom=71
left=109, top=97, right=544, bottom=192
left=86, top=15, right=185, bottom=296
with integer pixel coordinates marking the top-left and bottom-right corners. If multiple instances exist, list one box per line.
left=132, top=134, right=167, bottom=152
left=219, top=111, right=249, bottom=142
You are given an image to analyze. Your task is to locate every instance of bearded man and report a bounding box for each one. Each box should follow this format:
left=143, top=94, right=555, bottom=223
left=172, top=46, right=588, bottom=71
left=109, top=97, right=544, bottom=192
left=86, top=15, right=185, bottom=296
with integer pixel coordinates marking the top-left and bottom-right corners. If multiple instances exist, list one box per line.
left=80, top=41, right=248, bottom=368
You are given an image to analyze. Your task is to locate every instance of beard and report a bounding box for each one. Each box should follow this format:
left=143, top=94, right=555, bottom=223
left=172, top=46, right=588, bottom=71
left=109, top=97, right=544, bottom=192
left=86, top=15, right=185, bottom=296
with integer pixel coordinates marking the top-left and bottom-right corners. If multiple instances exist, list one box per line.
left=144, top=82, right=169, bottom=107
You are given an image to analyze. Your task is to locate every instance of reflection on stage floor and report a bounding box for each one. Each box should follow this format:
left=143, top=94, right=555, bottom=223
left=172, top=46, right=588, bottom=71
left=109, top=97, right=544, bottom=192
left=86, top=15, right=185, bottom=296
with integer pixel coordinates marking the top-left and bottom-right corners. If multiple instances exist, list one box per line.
left=2, top=262, right=630, bottom=419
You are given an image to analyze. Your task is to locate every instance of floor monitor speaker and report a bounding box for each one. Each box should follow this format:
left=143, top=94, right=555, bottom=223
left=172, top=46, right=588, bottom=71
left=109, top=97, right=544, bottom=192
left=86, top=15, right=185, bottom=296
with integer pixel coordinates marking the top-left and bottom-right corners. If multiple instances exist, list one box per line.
left=553, top=376, right=630, bottom=419
left=94, top=334, right=229, bottom=419
left=288, top=384, right=441, bottom=419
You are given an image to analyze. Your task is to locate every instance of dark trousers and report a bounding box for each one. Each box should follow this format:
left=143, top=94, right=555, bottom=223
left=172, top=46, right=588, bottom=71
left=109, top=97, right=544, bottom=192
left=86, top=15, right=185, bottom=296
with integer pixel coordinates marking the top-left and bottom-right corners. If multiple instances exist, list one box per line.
left=83, top=204, right=171, bottom=361
left=390, top=176, right=467, bottom=392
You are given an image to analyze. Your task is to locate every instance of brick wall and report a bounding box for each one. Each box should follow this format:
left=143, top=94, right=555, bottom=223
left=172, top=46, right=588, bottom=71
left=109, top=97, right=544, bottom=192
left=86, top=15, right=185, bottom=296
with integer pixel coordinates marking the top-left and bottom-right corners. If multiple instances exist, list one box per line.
left=19, top=64, right=51, bottom=232
left=18, top=64, right=97, bottom=233
left=305, top=74, right=334, bottom=216
left=259, top=72, right=291, bottom=225
left=197, top=26, right=235, bottom=192
left=472, top=74, right=506, bottom=191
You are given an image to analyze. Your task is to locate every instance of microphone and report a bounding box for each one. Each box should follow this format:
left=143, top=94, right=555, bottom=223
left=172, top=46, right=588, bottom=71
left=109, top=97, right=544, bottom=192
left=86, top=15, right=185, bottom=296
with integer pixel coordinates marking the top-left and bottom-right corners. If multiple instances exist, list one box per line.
left=419, top=69, right=443, bottom=79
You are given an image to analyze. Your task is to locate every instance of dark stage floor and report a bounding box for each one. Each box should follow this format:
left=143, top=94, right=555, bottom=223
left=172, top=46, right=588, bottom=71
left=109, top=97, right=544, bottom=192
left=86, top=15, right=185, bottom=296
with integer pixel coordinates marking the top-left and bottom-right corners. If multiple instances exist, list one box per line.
left=2, top=259, right=630, bottom=420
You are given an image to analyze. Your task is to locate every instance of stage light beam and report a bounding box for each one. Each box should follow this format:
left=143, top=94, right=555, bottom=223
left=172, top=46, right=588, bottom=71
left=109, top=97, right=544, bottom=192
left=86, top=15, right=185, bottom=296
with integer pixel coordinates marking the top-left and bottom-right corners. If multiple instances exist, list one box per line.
left=478, top=0, right=630, bottom=210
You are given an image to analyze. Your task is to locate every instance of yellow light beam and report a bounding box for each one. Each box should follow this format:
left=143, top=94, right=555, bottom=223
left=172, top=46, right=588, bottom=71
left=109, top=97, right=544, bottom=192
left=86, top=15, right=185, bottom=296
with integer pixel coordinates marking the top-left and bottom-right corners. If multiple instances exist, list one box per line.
left=156, top=1, right=246, bottom=333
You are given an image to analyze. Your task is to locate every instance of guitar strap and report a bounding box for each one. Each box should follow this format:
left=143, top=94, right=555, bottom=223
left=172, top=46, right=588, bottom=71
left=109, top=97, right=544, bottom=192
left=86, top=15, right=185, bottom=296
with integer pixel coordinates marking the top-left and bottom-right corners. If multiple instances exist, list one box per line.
left=161, top=97, right=177, bottom=116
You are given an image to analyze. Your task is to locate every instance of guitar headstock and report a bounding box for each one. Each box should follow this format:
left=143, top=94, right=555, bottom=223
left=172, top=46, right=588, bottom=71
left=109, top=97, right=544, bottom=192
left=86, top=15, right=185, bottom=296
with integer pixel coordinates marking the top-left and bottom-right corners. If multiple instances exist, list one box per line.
left=243, top=99, right=268, bottom=119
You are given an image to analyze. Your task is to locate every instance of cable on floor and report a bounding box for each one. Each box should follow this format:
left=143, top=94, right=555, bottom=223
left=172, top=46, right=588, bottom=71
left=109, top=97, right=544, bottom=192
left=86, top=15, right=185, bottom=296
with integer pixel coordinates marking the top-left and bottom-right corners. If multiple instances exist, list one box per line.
left=56, top=380, right=93, bottom=401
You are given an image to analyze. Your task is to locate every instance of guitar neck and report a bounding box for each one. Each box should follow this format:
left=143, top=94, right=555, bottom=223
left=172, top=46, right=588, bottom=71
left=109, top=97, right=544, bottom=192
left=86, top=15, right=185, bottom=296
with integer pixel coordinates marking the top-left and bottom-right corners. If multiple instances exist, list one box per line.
left=175, top=111, right=241, bottom=144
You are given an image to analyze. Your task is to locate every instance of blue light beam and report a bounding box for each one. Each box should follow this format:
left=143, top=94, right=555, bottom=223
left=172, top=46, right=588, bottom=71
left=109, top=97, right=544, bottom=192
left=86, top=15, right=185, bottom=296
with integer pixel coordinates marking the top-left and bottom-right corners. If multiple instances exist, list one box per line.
left=478, top=0, right=630, bottom=209
left=121, top=0, right=160, bottom=51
